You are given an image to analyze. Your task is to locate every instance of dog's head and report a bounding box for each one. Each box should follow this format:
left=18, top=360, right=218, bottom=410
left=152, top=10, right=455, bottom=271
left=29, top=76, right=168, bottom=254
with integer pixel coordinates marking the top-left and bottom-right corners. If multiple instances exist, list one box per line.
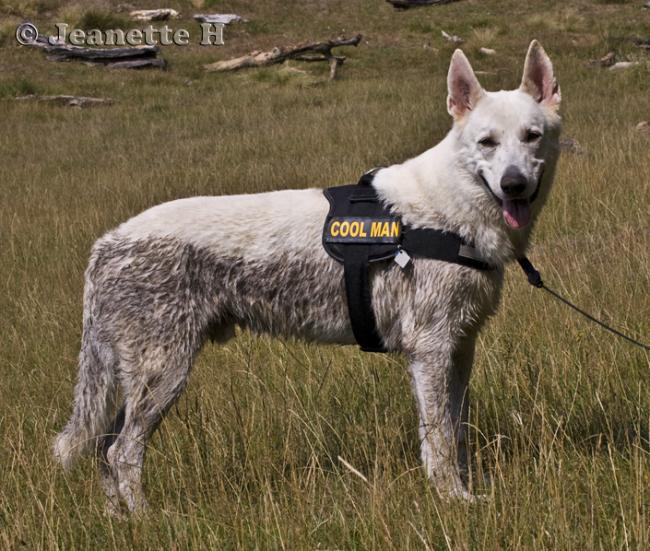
left=447, top=40, right=561, bottom=231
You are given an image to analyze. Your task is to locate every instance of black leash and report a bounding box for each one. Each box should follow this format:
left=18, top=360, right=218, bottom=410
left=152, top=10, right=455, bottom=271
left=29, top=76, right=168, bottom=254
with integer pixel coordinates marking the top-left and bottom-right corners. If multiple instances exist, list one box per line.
left=517, top=257, right=650, bottom=352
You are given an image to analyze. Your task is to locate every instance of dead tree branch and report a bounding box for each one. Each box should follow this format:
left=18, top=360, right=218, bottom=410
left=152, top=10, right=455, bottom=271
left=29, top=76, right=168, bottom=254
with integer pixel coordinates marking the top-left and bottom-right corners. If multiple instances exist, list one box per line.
left=204, top=34, right=362, bottom=80
left=130, top=9, right=179, bottom=22
left=14, top=95, right=113, bottom=108
left=193, top=14, right=243, bottom=25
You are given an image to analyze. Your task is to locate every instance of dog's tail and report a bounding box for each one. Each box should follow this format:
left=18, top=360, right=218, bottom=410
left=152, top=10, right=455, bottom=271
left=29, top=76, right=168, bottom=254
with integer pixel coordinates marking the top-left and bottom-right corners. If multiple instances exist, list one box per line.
left=53, top=258, right=116, bottom=469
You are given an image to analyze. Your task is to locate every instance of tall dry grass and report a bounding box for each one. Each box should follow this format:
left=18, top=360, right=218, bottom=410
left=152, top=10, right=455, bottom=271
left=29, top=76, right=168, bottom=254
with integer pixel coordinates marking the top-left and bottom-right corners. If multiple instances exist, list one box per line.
left=1, top=0, right=648, bottom=548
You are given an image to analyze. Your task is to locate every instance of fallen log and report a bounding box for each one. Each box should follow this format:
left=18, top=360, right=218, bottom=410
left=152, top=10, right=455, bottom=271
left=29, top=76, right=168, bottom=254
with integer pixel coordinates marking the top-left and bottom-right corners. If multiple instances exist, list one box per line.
left=441, top=29, right=464, bottom=44
left=609, top=61, right=640, bottom=71
left=107, top=58, right=166, bottom=69
left=387, top=0, right=460, bottom=9
left=130, top=9, right=179, bottom=21
left=204, top=34, right=362, bottom=80
left=559, top=137, right=587, bottom=156
left=589, top=51, right=616, bottom=67
left=193, top=13, right=244, bottom=25
left=636, top=121, right=650, bottom=132
left=634, top=38, right=650, bottom=50
left=28, top=36, right=166, bottom=69
left=14, top=94, right=113, bottom=108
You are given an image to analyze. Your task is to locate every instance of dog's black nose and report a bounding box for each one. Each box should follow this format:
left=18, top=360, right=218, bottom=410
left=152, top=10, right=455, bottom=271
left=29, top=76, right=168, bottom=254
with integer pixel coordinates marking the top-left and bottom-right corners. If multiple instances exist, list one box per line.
left=500, top=166, right=528, bottom=197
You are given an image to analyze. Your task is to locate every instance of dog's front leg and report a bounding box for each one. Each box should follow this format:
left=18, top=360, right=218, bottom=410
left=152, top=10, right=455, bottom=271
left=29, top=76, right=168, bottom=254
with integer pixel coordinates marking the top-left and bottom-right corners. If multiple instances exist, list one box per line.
left=449, top=333, right=477, bottom=481
left=408, top=340, right=474, bottom=500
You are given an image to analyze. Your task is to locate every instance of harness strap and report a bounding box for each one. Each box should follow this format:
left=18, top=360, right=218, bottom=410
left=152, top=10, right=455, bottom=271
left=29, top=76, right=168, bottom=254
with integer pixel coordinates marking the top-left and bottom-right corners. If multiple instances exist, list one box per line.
left=343, top=250, right=385, bottom=352
left=402, top=228, right=491, bottom=271
left=341, top=173, right=387, bottom=352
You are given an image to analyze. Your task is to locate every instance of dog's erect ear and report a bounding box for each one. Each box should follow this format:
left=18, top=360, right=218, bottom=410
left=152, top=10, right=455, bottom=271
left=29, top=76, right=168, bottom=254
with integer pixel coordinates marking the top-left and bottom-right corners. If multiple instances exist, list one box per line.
left=447, top=49, right=484, bottom=120
left=520, top=40, right=561, bottom=111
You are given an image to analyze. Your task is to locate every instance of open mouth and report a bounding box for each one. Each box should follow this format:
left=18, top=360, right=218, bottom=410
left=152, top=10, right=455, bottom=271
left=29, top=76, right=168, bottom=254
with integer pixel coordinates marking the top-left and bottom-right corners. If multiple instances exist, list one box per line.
left=479, top=170, right=543, bottom=231
left=502, top=199, right=530, bottom=229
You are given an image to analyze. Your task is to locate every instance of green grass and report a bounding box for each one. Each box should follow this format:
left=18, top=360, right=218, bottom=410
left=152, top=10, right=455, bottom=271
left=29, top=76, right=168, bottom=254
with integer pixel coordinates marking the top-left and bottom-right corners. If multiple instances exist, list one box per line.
left=75, top=10, right=130, bottom=32
left=0, top=77, right=40, bottom=97
left=1, top=0, right=649, bottom=548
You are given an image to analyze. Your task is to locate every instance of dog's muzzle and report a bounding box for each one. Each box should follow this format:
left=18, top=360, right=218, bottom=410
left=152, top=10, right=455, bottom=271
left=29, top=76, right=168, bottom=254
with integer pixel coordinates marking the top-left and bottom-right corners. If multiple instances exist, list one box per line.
left=478, top=167, right=544, bottom=205
left=478, top=167, right=544, bottom=230
left=478, top=171, right=503, bottom=206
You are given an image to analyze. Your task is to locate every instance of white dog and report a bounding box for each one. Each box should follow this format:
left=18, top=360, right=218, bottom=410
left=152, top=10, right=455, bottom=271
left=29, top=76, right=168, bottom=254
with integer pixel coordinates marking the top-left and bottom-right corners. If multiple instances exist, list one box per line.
left=54, top=40, right=561, bottom=513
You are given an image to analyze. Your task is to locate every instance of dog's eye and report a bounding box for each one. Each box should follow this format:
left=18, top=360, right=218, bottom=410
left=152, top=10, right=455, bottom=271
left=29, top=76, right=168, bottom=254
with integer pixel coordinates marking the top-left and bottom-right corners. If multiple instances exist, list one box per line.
left=525, top=130, right=542, bottom=142
left=478, top=136, right=498, bottom=148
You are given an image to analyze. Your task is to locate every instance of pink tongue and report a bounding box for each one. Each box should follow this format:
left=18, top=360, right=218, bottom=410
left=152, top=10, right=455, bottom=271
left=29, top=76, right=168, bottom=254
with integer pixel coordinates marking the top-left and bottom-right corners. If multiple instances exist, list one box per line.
left=502, top=199, right=531, bottom=229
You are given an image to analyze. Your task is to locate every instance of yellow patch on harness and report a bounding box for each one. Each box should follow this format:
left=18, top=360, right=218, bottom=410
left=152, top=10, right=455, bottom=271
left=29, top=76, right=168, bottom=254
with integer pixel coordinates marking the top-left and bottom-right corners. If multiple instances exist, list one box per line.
left=325, top=217, right=401, bottom=244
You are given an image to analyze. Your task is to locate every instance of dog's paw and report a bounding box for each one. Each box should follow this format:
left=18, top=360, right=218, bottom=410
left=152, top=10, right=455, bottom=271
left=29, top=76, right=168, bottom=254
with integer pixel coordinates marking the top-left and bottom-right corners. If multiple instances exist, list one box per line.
left=443, top=486, right=489, bottom=504
left=103, top=498, right=126, bottom=520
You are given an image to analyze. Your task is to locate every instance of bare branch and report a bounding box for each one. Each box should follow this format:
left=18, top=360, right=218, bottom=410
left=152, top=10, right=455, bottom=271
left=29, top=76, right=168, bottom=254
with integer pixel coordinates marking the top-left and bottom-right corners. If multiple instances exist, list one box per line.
left=204, top=34, right=361, bottom=80
left=14, top=95, right=113, bottom=108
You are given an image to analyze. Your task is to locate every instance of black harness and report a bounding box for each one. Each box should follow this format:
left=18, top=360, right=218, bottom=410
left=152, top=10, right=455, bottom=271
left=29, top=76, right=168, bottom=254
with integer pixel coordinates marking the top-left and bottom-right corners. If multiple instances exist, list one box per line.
left=322, top=170, right=493, bottom=353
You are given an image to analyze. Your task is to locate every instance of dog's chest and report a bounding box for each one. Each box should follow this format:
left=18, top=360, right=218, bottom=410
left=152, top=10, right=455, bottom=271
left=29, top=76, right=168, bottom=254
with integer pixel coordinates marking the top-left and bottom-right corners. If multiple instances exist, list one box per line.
left=375, top=258, right=503, bottom=343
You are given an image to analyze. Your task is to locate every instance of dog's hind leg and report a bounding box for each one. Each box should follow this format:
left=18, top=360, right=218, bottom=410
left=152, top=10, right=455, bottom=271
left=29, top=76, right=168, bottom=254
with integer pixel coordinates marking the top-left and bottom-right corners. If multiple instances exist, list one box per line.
left=96, top=406, right=125, bottom=516
left=106, top=351, right=195, bottom=513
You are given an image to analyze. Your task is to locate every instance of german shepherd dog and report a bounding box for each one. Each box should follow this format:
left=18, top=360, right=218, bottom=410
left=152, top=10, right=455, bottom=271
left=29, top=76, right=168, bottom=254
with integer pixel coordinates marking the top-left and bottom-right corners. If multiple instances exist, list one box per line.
left=54, top=41, right=561, bottom=513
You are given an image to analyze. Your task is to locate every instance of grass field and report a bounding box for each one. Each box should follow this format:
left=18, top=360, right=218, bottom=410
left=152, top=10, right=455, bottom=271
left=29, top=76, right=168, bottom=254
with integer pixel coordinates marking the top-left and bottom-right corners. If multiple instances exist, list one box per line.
left=1, top=0, right=649, bottom=548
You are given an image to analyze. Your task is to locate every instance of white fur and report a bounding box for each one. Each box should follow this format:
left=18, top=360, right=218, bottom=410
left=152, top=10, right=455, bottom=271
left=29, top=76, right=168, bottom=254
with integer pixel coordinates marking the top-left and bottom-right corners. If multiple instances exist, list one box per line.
left=117, top=189, right=329, bottom=260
